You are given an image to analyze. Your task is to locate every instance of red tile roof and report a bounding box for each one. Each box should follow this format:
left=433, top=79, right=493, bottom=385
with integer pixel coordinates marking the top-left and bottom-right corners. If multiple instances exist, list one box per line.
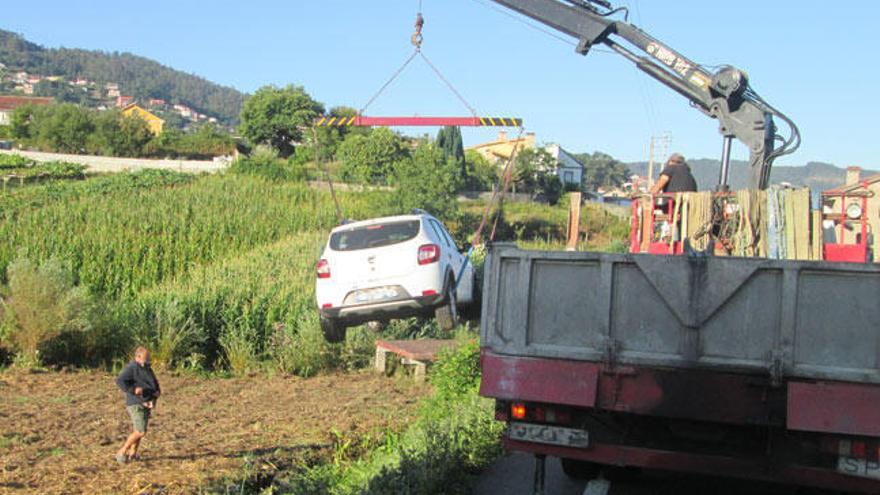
left=0, top=95, right=53, bottom=111
left=824, top=173, right=880, bottom=194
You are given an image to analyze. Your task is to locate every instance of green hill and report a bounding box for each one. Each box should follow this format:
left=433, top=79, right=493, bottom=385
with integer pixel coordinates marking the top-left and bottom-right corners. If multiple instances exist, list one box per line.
left=627, top=159, right=877, bottom=192
left=0, top=29, right=245, bottom=124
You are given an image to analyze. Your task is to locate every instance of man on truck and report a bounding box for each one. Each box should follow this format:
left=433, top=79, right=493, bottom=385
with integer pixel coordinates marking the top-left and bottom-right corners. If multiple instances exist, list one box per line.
left=650, top=153, right=698, bottom=194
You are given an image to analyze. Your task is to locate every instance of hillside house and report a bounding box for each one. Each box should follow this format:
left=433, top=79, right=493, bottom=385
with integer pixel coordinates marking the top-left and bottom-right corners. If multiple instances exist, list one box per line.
left=0, top=95, right=53, bottom=126
left=121, top=103, right=165, bottom=135
left=544, top=143, right=585, bottom=189
left=116, top=95, right=134, bottom=108
left=468, top=131, right=585, bottom=189
left=469, top=130, right=536, bottom=162
left=823, top=166, right=880, bottom=261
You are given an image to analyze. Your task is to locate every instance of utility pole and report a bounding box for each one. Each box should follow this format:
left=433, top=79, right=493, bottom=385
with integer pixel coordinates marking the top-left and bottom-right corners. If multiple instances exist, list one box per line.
left=646, top=134, right=671, bottom=189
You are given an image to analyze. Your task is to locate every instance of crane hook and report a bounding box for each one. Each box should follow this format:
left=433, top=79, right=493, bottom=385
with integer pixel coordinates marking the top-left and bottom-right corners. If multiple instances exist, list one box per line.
left=411, top=13, right=424, bottom=50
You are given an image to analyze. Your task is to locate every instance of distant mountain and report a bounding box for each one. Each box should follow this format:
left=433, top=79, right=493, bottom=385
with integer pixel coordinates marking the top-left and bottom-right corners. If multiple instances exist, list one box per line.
left=627, top=158, right=877, bottom=192
left=0, top=29, right=245, bottom=124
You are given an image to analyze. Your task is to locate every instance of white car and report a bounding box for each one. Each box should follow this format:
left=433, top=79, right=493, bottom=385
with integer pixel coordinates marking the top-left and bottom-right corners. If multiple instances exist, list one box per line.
left=315, top=210, right=475, bottom=342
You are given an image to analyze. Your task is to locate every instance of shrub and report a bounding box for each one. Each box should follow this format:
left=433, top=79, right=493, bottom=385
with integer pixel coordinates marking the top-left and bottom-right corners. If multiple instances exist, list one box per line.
left=230, top=146, right=306, bottom=181
left=2, top=257, right=91, bottom=367
left=337, top=128, right=408, bottom=185
left=0, top=154, right=35, bottom=169
left=146, top=301, right=202, bottom=371
left=220, top=321, right=258, bottom=375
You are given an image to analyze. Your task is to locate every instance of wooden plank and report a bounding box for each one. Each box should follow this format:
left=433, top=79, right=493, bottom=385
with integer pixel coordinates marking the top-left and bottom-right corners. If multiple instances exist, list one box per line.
left=374, top=339, right=459, bottom=362
left=566, top=192, right=582, bottom=251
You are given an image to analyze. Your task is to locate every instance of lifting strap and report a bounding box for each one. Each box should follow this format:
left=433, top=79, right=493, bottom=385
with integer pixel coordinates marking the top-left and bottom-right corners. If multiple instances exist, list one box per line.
left=472, top=126, right=527, bottom=246
left=453, top=126, right=526, bottom=295
left=310, top=126, right=343, bottom=224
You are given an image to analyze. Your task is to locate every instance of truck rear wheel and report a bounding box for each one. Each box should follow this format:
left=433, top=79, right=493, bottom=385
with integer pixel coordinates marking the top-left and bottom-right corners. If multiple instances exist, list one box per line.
left=320, top=317, right=346, bottom=343
left=435, top=281, right=459, bottom=331
left=560, top=458, right=601, bottom=479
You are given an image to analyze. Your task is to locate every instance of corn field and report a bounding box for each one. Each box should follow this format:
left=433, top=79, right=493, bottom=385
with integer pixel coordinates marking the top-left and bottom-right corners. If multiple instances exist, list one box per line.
left=1, top=172, right=396, bottom=298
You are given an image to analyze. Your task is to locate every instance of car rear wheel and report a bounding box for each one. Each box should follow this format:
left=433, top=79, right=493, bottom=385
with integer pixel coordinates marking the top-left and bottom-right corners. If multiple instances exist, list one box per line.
left=435, top=279, right=459, bottom=331
left=320, top=317, right=346, bottom=343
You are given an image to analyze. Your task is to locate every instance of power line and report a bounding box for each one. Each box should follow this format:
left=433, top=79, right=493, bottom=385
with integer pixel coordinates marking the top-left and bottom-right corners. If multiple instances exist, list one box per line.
left=468, top=0, right=614, bottom=54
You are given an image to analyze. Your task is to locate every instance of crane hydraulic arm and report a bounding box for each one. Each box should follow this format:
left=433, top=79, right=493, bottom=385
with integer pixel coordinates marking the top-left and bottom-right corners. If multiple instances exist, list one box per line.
left=489, top=0, right=800, bottom=190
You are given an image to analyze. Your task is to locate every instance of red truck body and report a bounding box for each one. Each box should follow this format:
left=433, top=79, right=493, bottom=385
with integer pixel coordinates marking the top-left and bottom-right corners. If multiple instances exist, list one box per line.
left=479, top=244, right=880, bottom=492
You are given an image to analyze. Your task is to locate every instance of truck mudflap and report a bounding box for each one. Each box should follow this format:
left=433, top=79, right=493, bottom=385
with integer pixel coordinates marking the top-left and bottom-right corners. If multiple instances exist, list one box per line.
left=503, top=437, right=880, bottom=494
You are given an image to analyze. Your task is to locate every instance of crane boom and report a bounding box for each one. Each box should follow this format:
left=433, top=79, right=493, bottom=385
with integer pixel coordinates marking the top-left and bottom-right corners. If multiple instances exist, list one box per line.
left=489, top=0, right=800, bottom=190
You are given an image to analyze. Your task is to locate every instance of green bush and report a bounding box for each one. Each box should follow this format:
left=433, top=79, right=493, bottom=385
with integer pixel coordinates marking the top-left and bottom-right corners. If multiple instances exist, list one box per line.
left=220, top=320, right=259, bottom=375
left=0, top=154, right=34, bottom=169
left=229, top=147, right=306, bottom=181
left=1, top=257, right=92, bottom=367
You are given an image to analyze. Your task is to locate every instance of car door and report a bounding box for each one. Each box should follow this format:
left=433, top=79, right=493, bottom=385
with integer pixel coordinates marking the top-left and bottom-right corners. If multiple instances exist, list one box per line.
left=428, top=219, right=454, bottom=278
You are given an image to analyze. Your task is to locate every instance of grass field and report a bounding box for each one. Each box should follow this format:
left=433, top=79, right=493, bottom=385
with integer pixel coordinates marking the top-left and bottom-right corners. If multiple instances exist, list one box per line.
left=0, top=368, right=428, bottom=494
left=0, top=169, right=629, bottom=494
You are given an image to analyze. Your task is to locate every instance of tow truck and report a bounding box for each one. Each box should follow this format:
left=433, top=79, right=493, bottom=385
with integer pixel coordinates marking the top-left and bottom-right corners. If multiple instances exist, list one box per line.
left=478, top=1, right=880, bottom=493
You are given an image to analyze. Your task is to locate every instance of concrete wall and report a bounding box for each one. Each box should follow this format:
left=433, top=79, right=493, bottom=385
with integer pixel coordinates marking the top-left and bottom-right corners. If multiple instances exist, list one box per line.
left=0, top=149, right=229, bottom=174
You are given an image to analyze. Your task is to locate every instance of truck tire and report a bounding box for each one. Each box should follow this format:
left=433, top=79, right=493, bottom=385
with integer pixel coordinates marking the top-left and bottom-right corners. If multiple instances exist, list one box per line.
left=320, top=317, right=346, bottom=343
left=560, top=458, right=601, bottom=479
left=435, top=279, right=459, bottom=331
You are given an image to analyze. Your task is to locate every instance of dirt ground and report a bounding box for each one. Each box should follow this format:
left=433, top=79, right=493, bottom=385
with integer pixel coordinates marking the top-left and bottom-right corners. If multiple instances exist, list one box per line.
left=0, top=368, right=429, bottom=494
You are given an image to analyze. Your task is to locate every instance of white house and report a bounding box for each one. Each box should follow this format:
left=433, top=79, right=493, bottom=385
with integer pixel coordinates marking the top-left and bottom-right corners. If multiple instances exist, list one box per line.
left=544, top=143, right=585, bottom=189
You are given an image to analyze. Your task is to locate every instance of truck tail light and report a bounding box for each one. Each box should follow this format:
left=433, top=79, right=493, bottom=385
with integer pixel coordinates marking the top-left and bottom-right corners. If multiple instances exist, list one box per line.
left=316, top=259, right=330, bottom=279
left=835, top=438, right=880, bottom=461
left=418, top=244, right=440, bottom=265
left=507, top=402, right=572, bottom=425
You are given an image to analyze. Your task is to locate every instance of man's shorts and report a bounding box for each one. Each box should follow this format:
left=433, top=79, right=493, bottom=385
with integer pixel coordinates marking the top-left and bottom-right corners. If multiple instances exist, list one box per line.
left=126, top=404, right=151, bottom=433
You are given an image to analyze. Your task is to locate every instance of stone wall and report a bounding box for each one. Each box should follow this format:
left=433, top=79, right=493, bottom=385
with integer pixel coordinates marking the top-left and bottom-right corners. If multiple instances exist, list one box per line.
left=0, top=149, right=230, bottom=174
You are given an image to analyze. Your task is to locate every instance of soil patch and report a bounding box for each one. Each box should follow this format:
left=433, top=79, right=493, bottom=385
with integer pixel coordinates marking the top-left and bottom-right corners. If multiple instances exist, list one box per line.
left=0, top=369, right=428, bottom=494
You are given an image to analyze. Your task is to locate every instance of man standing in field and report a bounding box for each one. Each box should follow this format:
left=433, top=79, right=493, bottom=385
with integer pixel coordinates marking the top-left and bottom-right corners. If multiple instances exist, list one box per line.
left=115, top=346, right=160, bottom=464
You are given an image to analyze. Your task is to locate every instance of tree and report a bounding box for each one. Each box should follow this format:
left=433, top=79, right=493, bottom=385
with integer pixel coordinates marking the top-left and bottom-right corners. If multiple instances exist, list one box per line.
left=32, top=103, right=94, bottom=153
left=239, top=85, right=323, bottom=157
left=436, top=126, right=464, bottom=164
left=574, top=151, right=630, bottom=190
left=461, top=149, right=498, bottom=191
left=313, top=106, right=368, bottom=159
left=336, top=127, right=408, bottom=185
left=393, top=141, right=461, bottom=220
left=510, top=147, right=566, bottom=204
left=88, top=110, right=153, bottom=157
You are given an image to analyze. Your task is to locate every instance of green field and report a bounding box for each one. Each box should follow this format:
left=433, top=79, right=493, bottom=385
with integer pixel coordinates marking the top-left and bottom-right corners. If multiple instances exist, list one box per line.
left=0, top=170, right=627, bottom=372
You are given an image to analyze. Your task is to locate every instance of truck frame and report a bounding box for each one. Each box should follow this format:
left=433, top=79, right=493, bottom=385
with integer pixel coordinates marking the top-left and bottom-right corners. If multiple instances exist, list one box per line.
left=479, top=244, right=880, bottom=492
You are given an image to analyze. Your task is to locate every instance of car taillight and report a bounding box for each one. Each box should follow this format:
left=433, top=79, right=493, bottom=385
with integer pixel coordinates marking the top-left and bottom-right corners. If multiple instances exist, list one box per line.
left=418, top=244, right=440, bottom=265
left=511, top=403, right=527, bottom=420
left=316, top=259, right=330, bottom=279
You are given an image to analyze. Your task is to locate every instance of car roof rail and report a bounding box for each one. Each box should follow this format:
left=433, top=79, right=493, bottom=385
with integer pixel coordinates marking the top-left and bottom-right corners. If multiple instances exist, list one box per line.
left=410, top=208, right=430, bottom=216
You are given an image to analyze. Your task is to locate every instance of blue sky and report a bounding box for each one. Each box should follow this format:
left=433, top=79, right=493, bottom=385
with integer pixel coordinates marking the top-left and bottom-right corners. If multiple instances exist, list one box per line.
left=3, top=1, right=878, bottom=167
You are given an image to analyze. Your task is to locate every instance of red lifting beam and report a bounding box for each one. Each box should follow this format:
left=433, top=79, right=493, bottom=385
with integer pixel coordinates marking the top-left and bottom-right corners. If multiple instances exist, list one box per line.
left=314, top=115, right=522, bottom=127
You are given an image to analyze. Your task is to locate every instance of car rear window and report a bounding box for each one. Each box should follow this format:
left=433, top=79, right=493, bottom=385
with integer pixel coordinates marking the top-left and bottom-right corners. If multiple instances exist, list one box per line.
left=330, top=220, right=421, bottom=251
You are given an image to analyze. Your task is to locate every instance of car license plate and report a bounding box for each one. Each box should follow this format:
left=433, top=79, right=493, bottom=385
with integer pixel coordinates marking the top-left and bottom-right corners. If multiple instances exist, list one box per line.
left=354, top=287, right=398, bottom=303
left=507, top=422, right=590, bottom=448
left=837, top=456, right=880, bottom=480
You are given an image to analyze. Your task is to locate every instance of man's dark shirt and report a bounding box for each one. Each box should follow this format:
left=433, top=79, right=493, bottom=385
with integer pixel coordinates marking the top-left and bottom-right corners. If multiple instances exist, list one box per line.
left=659, top=164, right=697, bottom=192
left=116, top=361, right=160, bottom=406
